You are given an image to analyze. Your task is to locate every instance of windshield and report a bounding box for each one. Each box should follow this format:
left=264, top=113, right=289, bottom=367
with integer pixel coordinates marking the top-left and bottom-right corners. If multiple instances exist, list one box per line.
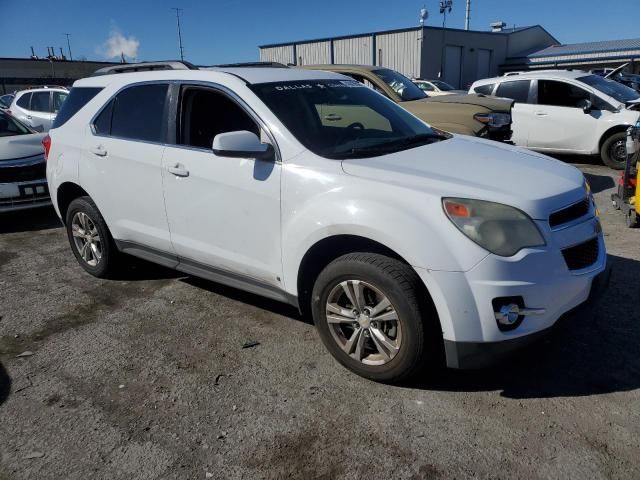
left=251, top=79, right=446, bottom=159
left=372, top=68, right=427, bottom=101
left=431, top=80, right=455, bottom=91
left=578, top=74, right=640, bottom=104
left=0, top=111, right=31, bottom=137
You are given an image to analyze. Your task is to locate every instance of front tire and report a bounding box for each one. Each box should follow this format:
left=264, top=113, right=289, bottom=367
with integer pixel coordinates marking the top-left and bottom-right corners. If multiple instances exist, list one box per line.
left=311, top=253, right=440, bottom=383
left=600, top=132, right=627, bottom=170
left=65, top=196, right=121, bottom=278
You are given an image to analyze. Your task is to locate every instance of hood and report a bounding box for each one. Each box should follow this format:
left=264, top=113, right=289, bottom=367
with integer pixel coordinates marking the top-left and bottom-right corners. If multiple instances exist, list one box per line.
left=340, top=135, right=586, bottom=220
left=414, top=93, right=514, bottom=112
left=0, top=132, right=46, bottom=162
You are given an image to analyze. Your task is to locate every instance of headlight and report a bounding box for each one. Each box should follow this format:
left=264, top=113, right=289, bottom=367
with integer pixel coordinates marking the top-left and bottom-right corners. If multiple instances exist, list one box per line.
left=473, top=112, right=511, bottom=128
left=442, top=198, right=546, bottom=257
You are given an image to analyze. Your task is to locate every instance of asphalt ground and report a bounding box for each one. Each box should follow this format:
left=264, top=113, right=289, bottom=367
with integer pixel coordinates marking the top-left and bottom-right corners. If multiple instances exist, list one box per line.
left=0, top=160, right=639, bottom=479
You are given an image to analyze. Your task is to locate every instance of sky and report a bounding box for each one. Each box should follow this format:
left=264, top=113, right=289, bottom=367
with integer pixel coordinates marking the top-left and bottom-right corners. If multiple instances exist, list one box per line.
left=2, top=0, right=640, bottom=65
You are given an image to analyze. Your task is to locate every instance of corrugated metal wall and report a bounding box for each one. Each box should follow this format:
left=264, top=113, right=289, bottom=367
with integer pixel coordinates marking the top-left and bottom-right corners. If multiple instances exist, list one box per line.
left=375, top=30, right=422, bottom=78
left=296, top=41, right=332, bottom=65
left=333, top=36, right=373, bottom=65
left=259, top=45, right=294, bottom=64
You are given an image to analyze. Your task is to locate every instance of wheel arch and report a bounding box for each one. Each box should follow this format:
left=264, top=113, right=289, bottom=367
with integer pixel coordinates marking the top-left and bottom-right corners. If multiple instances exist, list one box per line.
left=56, top=182, right=90, bottom=224
left=599, top=125, right=628, bottom=150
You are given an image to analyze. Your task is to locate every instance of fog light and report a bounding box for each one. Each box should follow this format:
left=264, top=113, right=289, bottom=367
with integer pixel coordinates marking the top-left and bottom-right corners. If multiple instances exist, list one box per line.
left=492, top=296, right=546, bottom=331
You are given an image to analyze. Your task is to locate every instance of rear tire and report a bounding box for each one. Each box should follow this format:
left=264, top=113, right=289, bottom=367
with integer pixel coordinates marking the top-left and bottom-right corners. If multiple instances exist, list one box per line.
left=311, top=253, right=441, bottom=383
left=600, top=132, right=627, bottom=170
left=65, top=196, right=121, bottom=278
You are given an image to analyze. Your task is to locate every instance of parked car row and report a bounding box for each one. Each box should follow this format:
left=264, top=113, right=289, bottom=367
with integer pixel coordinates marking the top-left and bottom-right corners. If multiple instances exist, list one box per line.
left=38, top=61, right=608, bottom=383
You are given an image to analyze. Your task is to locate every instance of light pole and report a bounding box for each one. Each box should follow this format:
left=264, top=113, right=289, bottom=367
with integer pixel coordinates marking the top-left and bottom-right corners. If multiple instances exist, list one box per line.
left=439, top=1, right=452, bottom=79
left=172, top=8, right=185, bottom=62
left=64, top=33, right=73, bottom=61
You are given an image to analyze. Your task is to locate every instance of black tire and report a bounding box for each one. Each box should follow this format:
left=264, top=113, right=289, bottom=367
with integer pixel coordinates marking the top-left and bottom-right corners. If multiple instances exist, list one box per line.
left=626, top=209, right=638, bottom=229
left=600, top=132, right=627, bottom=170
left=65, top=196, right=121, bottom=278
left=311, top=253, right=441, bottom=383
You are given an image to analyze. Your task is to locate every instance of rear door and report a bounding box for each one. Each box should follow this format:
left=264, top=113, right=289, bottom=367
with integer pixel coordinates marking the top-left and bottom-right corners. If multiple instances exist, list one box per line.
left=494, top=79, right=534, bottom=147
left=81, top=82, right=175, bottom=255
left=526, top=80, right=601, bottom=153
left=22, top=91, right=52, bottom=131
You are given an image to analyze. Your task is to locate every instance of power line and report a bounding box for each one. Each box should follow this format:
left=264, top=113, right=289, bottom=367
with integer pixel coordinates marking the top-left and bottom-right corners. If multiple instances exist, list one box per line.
left=172, top=8, right=185, bottom=62
left=64, top=33, right=73, bottom=61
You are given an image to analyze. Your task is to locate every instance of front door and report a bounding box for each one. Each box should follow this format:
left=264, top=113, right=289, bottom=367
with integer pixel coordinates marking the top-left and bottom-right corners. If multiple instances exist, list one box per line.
left=162, top=85, right=283, bottom=288
left=526, top=80, right=601, bottom=153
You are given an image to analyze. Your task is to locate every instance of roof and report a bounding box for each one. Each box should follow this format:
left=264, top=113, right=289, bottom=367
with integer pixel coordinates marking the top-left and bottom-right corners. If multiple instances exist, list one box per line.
left=472, top=69, right=592, bottom=85
left=75, top=66, right=347, bottom=87
left=303, top=64, right=380, bottom=72
left=259, top=24, right=556, bottom=49
left=528, top=38, right=640, bottom=59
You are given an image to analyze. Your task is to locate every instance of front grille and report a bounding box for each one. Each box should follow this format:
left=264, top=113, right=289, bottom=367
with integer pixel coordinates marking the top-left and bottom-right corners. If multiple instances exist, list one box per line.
left=562, top=237, right=599, bottom=271
left=0, top=162, right=46, bottom=183
left=549, top=199, right=590, bottom=228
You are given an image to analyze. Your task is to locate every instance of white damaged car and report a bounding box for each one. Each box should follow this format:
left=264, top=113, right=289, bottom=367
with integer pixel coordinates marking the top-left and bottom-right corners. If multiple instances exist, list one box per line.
left=46, top=62, right=609, bottom=382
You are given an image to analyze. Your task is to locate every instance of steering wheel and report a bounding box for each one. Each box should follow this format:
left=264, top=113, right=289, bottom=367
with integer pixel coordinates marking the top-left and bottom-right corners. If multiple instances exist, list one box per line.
left=347, top=122, right=365, bottom=130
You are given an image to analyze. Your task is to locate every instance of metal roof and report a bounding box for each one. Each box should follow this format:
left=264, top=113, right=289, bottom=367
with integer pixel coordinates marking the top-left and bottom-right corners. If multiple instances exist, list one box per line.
left=527, top=38, right=640, bottom=59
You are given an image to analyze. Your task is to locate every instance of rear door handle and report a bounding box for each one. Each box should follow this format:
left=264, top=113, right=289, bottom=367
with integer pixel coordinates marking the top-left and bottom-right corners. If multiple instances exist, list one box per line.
left=535, top=111, right=548, bottom=116
left=167, top=163, right=189, bottom=177
left=26, top=115, right=32, bottom=119
left=91, top=145, right=107, bottom=157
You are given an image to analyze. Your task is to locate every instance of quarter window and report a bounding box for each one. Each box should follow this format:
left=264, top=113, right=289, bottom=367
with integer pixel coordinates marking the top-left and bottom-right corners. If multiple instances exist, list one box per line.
left=109, top=84, right=168, bottom=142
left=495, top=81, right=531, bottom=103
left=538, top=80, right=591, bottom=108
left=93, top=99, right=113, bottom=136
left=30, top=92, right=51, bottom=112
left=474, top=84, right=495, bottom=95
left=16, top=93, right=31, bottom=109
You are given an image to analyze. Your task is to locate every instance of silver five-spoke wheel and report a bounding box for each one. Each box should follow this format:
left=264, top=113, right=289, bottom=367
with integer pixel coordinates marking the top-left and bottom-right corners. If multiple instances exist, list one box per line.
left=71, top=211, right=102, bottom=267
left=325, top=279, right=402, bottom=366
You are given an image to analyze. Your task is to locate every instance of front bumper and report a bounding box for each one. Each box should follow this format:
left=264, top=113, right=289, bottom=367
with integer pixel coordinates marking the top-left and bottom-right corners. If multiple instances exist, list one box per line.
left=442, top=264, right=611, bottom=369
left=0, top=179, right=51, bottom=212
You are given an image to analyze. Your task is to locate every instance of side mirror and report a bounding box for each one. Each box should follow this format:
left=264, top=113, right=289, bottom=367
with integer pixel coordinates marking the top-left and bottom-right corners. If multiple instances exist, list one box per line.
left=212, top=131, right=274, bottom=160
left=580, top=99, right=593, bottom=114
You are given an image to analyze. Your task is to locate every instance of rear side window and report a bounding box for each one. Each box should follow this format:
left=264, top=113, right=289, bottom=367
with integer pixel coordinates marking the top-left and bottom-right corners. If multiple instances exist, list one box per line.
left=474, top=84, right=495, bottom=95
left=30, top=92, right=51, bottom=112
left=16, top=92, right=31, bottom=108
left=110, top=84, right=168, bottom=143
left=52, top=87, right=101, bottom=128
left=495, top=80, right=531, bottom=103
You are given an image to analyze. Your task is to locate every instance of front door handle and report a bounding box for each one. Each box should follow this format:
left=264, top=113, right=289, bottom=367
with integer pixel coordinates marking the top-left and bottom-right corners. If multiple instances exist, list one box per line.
left=26, top=115, right=32, bottom=119
left=535, top=111, right=548, bottom=116
left=167, top=163, right=189, bottom=177
left=91, top=145, right=107, bottom=157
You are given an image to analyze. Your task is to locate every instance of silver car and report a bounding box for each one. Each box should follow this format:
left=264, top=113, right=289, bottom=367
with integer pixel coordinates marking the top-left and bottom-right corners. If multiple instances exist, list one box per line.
left=8, top=87, right=68, bottom=132
left=0, top=110, right=50, bottom=212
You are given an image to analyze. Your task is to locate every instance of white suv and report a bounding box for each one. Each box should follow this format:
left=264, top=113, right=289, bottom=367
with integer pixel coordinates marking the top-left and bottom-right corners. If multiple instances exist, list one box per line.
left=8, top=87, right=68, bottom=132
left=470, top=70, right=640, bottom=169
left=46, top=62, right=609, bottom=383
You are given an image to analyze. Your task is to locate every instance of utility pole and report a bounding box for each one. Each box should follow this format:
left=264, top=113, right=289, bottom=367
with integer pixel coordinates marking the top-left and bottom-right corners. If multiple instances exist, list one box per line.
left=465, top=0, right=471, bottom=30
left=440, top=0, right=453, bottom=28
left=172, top=8, right=185, bottom=62
left=64, top=33, right=73, bottom=61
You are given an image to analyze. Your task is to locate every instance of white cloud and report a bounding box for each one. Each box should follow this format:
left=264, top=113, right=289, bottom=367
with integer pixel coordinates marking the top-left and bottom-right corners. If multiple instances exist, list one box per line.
left=102, top=29, right=139, bottom=60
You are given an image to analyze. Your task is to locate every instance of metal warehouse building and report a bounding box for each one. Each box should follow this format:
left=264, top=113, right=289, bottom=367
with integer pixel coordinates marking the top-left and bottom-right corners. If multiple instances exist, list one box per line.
left=504, top=38, right=640, bottom=73
left=259, top=25, right=559, bottom=89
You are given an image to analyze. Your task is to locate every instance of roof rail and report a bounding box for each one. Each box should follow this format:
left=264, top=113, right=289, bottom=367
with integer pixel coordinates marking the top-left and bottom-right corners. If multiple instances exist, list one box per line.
left=210, top=61, right=289, bottom=69
left=91, top=61, right=198, bottom=76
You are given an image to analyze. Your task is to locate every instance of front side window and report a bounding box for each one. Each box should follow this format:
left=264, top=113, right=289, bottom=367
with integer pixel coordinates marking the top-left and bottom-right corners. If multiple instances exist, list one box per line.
left=0, top=111, right=31, bottom=136
left=578, top=74, right=640, bottom=104
left=416, top=82, right=435, bottom=92
left=177, top=87, right=259, bottom=149
left=108, top=84, right=168, bottom=142
left=372, top=68, right=427, bottom=101
left=430, top=80, right=455, bottom=91
left=251, top=79, right=446, bottom=159
left=538, top=80, right=591, bottom=108
left=496, top=80, right=531, bottom=103
left=30, top=92, right=51, bottom=112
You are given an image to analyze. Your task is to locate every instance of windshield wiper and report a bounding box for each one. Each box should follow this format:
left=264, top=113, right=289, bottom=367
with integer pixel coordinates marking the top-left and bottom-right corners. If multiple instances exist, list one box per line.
left=333, top=133, right=447, bottom=159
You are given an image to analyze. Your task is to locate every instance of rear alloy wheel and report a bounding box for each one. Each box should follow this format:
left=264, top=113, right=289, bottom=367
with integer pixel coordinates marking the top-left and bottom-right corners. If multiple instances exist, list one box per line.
left=600, top=132, right=628, bottom=170
left=65, top=196, right=121, bottom=278
left=311, top=253, right=441, bottom=383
